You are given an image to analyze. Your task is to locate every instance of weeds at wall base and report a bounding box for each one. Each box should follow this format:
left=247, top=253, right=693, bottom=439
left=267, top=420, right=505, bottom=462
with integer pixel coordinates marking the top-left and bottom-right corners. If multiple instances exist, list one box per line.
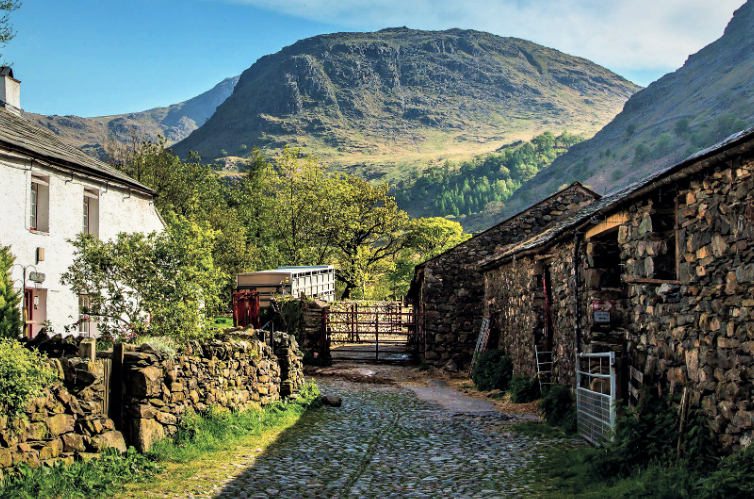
left=0, top=448, right=157, bottom=499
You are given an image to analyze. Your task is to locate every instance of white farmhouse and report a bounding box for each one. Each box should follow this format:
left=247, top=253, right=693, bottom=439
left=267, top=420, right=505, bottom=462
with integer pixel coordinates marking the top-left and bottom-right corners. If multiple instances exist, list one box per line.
left=0, top=68, right=165, bottom=337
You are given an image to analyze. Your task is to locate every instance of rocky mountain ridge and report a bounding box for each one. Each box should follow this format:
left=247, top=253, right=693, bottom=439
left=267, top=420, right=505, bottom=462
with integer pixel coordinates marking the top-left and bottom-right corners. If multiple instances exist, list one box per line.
left=172, top=27, right=639, bottom=180
left=25, top=76, right=239, bottom=159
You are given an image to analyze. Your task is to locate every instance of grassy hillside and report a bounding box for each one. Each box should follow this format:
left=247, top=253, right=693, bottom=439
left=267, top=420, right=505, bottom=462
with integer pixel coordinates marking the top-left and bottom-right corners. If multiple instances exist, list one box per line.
left=498, top=0, right=754, bottom=221
left=173, top=28, right=639, bottom=183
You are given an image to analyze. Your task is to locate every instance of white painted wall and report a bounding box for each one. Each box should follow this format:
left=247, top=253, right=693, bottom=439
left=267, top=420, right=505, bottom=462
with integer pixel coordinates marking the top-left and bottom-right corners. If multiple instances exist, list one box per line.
left=0, top=149, right=164, bottom=337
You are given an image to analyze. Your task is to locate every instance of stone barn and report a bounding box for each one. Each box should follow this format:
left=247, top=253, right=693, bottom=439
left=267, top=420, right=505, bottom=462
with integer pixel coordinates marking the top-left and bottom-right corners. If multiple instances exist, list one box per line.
left=480, top=127, right=754, bottom=450
left=406, top=182, right=600, bottom=367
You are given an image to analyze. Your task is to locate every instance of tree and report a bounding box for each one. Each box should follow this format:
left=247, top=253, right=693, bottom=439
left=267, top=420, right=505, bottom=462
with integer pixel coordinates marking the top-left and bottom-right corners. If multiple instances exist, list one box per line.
left=382, top=217, right=470, bottom=298
left=0, top=1, right=20, bottom=63
left=61, top=216, right=225, bottom=340
left=111, top=137, right=254, bottom=299
left=326, top=176, right=410, bottom=299
left=264, top=147, right=336, bottom=266
left=0, top=245, right=21, bottom=338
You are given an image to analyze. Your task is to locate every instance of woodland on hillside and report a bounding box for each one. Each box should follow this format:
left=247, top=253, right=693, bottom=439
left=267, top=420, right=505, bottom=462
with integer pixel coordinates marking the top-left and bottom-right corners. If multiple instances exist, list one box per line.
left=394, top=131, right=584, bottom=224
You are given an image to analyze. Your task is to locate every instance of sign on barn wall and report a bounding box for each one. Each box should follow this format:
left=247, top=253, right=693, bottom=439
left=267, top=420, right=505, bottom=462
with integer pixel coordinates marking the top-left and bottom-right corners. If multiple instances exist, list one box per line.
left=591, top=300, right=614, bottom=324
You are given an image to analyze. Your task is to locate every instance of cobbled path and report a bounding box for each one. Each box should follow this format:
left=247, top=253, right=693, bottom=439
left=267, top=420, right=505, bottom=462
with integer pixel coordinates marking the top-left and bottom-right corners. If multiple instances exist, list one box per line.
left=216, top=379, right=543, bottom=499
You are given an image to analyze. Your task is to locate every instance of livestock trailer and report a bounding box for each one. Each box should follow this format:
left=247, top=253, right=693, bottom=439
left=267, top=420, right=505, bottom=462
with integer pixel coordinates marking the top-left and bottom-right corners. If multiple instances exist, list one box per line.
left=236, top=265, right=336, bottom=308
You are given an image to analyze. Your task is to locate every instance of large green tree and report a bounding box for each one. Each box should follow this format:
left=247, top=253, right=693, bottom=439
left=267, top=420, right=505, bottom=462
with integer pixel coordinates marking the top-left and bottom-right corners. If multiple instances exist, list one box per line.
left=112, top=138, right=254, bottom=299
left=0, top=245, right=21, bottom=338
left=326, top=176, right=410, bottom=298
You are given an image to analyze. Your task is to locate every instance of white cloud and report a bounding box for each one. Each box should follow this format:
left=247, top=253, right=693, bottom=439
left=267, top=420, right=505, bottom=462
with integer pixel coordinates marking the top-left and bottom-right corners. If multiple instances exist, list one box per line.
left=215, top=0, right=746, bottom=73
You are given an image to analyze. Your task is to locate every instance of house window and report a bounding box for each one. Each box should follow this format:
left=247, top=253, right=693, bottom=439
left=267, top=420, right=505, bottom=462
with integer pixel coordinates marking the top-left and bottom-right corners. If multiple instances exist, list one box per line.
left=78, top=294, right=92, bottom=336
left=30, top=175, right=50, bottom=232
left=82, top=188, right=99, bottom=237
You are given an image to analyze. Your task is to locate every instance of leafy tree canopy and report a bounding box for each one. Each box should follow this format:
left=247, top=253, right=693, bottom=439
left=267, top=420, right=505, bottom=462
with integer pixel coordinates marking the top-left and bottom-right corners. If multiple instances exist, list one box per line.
left=61, top=215, right=224, bottom=340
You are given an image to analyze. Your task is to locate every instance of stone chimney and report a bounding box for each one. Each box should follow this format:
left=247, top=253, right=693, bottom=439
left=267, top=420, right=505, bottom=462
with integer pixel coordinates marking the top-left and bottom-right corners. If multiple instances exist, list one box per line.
left=0, top=67, right=21, bottom=115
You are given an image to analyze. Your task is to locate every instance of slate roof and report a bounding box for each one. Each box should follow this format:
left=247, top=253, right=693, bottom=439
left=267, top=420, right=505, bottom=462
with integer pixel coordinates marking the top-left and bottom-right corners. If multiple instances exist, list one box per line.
left=479, top=126, right=754, bottom=270
left=0, top=106, right=154, bottom=193
left=413, top=181, right=600, bottom=270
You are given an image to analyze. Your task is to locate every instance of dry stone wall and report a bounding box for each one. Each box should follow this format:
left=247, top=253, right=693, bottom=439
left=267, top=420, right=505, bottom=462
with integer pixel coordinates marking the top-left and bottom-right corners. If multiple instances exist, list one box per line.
left=0, top=347, right=125, bottom=477
left=122, top=331, right=304, bottom=452
left=414, top=184, right=599, bottom=367
left=2, top=329, right=304, bottom=472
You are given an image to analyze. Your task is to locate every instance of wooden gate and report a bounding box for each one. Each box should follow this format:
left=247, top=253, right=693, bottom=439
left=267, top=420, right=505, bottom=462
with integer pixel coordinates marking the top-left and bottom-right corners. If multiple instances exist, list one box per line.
left=324, top=303, right=424, bottom=363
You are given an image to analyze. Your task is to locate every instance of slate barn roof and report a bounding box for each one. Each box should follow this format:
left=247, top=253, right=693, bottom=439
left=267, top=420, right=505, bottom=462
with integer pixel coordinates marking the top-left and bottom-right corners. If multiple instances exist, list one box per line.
left=0, top=107, right=153, bottom=193
left=479, top=127, right=754, bottom=270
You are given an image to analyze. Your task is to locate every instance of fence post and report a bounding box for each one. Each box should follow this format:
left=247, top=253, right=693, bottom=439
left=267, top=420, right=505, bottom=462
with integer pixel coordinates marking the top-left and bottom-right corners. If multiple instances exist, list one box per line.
left=375, top=312, right=379, bottom=361
left=111, top=343, right=125, bottom=431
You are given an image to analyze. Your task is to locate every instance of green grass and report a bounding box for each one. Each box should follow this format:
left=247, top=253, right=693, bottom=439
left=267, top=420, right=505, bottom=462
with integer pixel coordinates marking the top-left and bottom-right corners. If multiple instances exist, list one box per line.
left=212, top=316, right=233, bottom=328
left=148, top=381, right=320, bottom=463
left=510, top=420, right=574, bottom=439
left=525, top=444, right=698, bottom=499
left=0, top=448, right=158, bottom=499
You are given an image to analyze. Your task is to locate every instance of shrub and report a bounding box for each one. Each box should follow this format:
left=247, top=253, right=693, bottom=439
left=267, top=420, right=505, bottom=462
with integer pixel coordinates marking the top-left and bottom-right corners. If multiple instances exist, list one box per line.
left=0, top=245, right=22, bottom=339
left=538, top=384, right=576, bottom=433
left=697, top=442, right=754, bottom=498
left=509, top=375, right=541, bottom=403
left=471, top=350, right=512, bottom=391
left=0, top=339, right=59, bottom=424
left=136, top=336, right=180, bottom=358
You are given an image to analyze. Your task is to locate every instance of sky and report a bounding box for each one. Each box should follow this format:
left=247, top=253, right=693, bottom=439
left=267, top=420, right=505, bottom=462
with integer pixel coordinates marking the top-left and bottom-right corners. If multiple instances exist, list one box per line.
left=6, top=0, right=747, bottom=117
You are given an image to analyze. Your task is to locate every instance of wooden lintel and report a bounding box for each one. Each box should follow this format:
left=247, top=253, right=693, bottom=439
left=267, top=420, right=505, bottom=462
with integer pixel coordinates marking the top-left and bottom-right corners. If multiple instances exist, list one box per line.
left=534, top=253, right=555, bottom=261
left=586, top=212, right=629, bottom=239
left=622, top=277, right=682, bottom=285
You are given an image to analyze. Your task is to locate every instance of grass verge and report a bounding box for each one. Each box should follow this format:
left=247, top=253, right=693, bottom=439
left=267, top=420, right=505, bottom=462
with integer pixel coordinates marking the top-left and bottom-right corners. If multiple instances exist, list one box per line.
left=0, top=448, right=157, bottom=499
left=0, top=382, right=320, bottom=499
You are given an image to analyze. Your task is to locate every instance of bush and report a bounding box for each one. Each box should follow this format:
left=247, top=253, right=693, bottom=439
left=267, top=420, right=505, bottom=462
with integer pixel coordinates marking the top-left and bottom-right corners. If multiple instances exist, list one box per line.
left=538, top=384, right=577, bottom=433
left=509, top=375, right=541, bottom=403
left=0, top=245, right=22, bottom=339
left=471, top=350, right=512, bottom=391
left=135, top=336, right=179, bottom=358
left=697, top=442, right=754, bottom=498
left=0, top=339, right=58, bottom=424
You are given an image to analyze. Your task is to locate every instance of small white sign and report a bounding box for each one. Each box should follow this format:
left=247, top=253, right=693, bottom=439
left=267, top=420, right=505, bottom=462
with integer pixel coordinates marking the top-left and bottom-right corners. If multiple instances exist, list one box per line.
left=594, top=311, right=611, bottom=323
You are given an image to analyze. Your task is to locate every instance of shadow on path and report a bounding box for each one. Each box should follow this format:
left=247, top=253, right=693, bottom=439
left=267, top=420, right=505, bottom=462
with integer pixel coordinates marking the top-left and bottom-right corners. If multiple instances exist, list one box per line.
left=213, top=376, right=542, bottom=499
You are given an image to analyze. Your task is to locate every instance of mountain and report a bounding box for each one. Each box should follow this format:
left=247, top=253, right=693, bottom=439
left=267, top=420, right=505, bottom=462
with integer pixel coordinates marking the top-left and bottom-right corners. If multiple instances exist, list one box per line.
left=25, top=76, right=240, bottom=159
left=499, top=0, right=754, bottom=220
left=172, top=28, right=639, bottom=181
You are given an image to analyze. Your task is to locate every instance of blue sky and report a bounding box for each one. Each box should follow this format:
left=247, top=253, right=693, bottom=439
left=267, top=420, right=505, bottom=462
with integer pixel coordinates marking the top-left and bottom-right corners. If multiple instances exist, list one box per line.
left=7, top=0, right=747, bottom=117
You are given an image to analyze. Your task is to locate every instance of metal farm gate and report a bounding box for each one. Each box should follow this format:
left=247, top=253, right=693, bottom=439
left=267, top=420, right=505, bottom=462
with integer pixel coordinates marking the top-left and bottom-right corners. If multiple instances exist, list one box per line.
left=576, top=351, right=617, bottom=443
left=324, top=303, right=424, bottom=363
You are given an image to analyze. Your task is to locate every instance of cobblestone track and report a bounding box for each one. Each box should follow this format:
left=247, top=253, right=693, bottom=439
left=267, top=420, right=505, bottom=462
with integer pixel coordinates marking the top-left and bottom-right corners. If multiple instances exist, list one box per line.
left=216, top=379, right=542, bottom=499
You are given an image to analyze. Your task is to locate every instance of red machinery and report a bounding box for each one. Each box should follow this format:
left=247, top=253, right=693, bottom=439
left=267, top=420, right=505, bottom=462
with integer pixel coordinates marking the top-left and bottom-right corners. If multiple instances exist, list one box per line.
left=232, top=290, right=261, bottom=329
